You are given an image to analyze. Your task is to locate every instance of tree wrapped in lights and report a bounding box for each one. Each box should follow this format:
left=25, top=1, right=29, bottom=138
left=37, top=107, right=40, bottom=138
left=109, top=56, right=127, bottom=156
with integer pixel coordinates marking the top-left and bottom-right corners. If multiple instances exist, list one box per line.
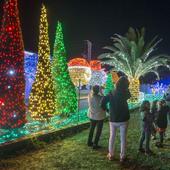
left=99, top=27, right=170, bottom=102
left=29, top=5, right=55, bottom=120
left=104, top=73, right=115, bottom=95
left=52, top=22, right=77, bottom=116
left=0, top=0, right=26, bottom=129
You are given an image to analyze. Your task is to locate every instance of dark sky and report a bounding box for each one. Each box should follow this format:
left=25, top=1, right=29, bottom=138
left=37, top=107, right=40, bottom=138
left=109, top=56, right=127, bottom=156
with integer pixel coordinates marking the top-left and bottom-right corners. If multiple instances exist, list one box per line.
left=1, top=0, right=170, bottom=59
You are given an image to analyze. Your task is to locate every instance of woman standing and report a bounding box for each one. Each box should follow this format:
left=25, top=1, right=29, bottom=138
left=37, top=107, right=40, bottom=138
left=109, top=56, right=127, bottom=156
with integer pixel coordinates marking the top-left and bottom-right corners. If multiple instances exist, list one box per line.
left=87, top=85, right=106, bottom=149
left=101, top=76, right=131, bottom=162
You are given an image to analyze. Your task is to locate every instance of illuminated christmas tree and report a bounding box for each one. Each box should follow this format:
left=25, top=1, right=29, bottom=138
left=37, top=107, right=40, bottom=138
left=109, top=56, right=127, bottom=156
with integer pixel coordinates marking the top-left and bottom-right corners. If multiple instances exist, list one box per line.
left=52, top=22, right=77, bottom=116
left=104, top=73, right=115, bottom=95
left=29, top=5, right=55, bottom=120
left=0, top=0, right=26, bottom=128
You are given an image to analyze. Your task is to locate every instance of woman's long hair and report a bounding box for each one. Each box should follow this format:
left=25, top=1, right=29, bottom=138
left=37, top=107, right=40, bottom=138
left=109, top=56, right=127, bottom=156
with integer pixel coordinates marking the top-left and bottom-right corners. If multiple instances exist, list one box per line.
left=116, top=76, right=129, bottom=91
left=92, top=85, right=100, bottom=96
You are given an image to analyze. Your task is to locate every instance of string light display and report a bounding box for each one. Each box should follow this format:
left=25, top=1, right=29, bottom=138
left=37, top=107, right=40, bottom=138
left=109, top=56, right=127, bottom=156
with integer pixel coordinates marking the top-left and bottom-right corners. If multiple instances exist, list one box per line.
left=0, top=0, right=26, bottom=129
left=99, top=28, right=170, bottom=102
left=104, top=73, right=115, bottom=95
left=68, top=58, right=92, bottom=86
left=129, top=78, right=140, bottom=102
left=52, top=22, right=77, bottom=116
left=89, top=70, right=107, bottom=86
left=111, top=71, right=119, bottom=84
left=28, top=5, right=55, bottom=120
left=24, top=51, right=38, bottom=102
left=90, top=60, right=102, bottom=71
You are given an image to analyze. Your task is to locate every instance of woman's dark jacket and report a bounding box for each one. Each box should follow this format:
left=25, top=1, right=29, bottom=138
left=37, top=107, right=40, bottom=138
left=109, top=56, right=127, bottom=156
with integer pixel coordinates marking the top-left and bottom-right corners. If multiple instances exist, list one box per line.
left=101, top=89, right=131, bottom=122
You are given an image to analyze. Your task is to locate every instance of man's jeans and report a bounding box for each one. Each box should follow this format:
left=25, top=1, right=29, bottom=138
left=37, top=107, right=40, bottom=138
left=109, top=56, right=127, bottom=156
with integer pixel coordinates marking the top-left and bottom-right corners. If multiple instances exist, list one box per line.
left=109, top=121, right=128, bottom=159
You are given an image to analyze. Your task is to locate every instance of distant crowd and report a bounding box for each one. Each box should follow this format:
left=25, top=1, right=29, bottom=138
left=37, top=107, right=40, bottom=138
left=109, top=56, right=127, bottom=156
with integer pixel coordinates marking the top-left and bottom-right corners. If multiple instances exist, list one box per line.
left=87, top=76, right=170, bottom=163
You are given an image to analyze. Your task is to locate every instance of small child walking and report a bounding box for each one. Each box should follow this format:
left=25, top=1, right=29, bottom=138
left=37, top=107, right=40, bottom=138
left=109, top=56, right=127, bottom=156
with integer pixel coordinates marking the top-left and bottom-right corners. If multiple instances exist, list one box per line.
left=139, top=100, right=154, bottom=155
left=156, top=100, right=170, bottom=148
left=150, top=100, right=158, bottom=140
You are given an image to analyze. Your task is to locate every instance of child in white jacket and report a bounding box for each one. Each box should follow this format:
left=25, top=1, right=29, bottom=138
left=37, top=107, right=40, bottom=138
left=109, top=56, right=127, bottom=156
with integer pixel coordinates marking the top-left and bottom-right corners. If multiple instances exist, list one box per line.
left=87, top=85, right=106, bottom=149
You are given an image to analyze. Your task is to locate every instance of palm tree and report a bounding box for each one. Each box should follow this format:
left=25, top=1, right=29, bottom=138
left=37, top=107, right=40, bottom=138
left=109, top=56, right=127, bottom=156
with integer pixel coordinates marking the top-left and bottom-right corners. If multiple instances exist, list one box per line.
left=99, top=27, right=170, bottom=102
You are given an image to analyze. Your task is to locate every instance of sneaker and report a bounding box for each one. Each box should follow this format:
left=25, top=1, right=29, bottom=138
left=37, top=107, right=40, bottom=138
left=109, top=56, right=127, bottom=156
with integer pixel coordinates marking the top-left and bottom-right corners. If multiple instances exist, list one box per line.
left=152, top=136, right=157, bottom=140
left=156, top=143, right=163, bottom=148
left=107, top=153, right=114, bottom=161
left=120, top=157, right=126, bottom=163
left=87, top=142, right=93, bottom=147
left=138, top=148, right=145, bottom=153
left=145, top=150, right=154, bottom=156
left=93, top=145, right=102, bottom=149
left=148, top=149, right=154, bottom=155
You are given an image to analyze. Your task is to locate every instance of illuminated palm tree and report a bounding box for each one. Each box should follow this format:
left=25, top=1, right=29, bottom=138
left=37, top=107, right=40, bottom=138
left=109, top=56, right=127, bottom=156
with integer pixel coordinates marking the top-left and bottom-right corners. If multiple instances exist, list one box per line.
left=99, top=27, right=170, bottom=102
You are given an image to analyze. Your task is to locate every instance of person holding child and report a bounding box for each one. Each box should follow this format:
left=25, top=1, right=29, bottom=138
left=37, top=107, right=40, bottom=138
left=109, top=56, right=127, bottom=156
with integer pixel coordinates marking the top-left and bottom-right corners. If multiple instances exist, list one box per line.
left=139, top=100, right=154, bottom=155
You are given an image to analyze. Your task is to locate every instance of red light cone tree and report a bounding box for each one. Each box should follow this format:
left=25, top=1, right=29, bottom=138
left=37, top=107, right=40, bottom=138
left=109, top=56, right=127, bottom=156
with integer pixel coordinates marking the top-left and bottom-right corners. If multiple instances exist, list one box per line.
left=0, top=0, right=26, bottom=128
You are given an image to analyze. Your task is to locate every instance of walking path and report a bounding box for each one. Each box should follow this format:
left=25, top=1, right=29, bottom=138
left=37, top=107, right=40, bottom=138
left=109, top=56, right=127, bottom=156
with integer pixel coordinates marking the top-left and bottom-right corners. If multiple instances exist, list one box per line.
left=0, top=112, right=170, bottom=170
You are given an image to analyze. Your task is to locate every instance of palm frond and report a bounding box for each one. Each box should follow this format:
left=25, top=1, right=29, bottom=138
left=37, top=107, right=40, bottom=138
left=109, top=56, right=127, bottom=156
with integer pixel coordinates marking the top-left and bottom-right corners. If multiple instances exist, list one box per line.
left=99, top=27, right=170, bottom=80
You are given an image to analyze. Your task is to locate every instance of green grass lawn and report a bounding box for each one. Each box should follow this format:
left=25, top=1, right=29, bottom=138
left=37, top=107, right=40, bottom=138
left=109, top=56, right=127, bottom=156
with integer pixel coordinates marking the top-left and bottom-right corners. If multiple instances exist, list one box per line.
left=0, top=111, right=170, bottom=170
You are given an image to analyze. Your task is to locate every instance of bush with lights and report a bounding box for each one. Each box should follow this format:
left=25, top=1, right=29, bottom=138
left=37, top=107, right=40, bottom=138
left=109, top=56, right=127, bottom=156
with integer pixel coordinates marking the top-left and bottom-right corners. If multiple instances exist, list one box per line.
left=104, top=73, right=115, bottom=95
left=89, top=70, right=107, bottom=86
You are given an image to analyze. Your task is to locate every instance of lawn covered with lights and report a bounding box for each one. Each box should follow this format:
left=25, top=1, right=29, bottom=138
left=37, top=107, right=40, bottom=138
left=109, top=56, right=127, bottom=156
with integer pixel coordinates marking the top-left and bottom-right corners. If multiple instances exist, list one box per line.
left=1, top=110, right=169, bottom=170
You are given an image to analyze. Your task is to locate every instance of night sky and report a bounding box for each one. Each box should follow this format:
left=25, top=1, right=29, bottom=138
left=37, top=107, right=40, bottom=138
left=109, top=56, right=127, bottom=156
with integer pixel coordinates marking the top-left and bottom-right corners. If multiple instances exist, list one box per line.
left=7, top=0, right=170, bottom=57
left=0, top=0, right=170, bottom=80
left=1, top=0, right=170, bottom=57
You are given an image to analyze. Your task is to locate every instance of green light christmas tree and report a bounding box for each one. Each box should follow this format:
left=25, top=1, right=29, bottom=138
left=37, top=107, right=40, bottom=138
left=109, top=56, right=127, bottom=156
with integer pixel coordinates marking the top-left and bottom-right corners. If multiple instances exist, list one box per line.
left=104, top=73, right=115, bottom=95
left=52, top=22, right=77, bottom=116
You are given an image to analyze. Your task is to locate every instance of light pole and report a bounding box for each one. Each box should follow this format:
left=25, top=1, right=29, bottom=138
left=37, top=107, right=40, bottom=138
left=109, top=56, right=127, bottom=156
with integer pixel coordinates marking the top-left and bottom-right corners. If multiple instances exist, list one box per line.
left=84, top=40, right=92, bottom=61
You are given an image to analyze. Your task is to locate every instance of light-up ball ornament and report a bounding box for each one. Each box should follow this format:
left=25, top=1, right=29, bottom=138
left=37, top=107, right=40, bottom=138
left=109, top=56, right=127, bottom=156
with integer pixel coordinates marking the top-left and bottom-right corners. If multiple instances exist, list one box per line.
left=90, top=60, right=102, bottom=71
left=68, top=58, right=92, bottom=86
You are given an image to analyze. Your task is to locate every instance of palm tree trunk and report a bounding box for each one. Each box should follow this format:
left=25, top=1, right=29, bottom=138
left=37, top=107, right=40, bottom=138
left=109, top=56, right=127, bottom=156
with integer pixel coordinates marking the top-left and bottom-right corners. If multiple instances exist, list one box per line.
left=129, top=78, right=140, bottom=102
